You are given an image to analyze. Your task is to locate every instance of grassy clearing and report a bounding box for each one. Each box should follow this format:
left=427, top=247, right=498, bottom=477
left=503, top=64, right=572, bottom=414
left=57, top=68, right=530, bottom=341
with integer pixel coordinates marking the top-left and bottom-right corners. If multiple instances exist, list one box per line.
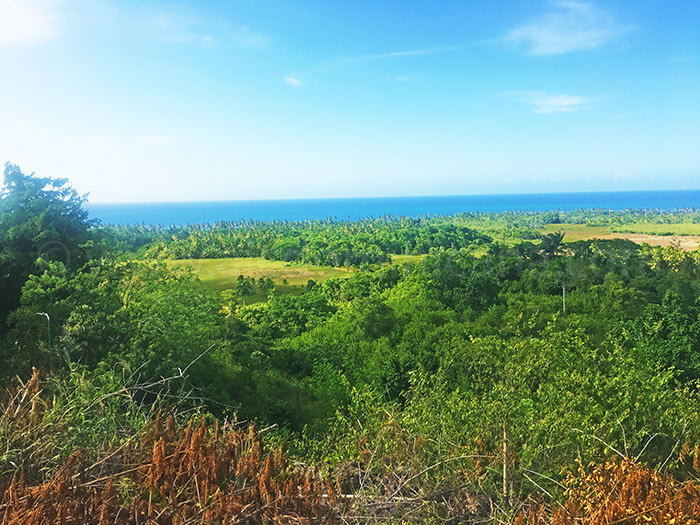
left=540, top=222, right=700, bottom=239
left=168, top=255, right=427, bottom=301
left=167, top=257, right=352, bottom=295
left=390, top=254, right=426, bottom=265
left=539, top=223, right=611, bottom=241
left=612, top=223, right=700, bottom=236
left=538, top=223, right=700, bottom=250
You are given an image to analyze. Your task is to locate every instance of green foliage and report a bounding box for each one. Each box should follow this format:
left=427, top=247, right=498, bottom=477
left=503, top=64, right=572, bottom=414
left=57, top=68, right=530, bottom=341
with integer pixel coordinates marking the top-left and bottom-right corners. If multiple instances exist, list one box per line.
left=239, top=291, right=336, bottom=339
left=0, top=365, right=166, bottom=483
left=4, top=169, right=700, bottom=516
left=627, top=290, right=700, bottom=382
left=141, top=216, right=490, bottom=266
left=0, top=163, right=93, bottom=321
left=418, top=249, right=499, bottom=311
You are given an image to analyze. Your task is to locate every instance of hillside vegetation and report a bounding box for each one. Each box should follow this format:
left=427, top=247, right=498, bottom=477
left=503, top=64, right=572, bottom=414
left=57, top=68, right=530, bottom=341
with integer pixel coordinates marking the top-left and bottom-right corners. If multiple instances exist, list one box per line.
left=3, top=164, right=700, bottom=523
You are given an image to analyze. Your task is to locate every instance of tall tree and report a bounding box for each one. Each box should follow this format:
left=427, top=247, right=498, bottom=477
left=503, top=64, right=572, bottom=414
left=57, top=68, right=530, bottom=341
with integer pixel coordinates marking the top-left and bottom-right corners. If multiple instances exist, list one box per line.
left=0, top=163, right=93, bottom=322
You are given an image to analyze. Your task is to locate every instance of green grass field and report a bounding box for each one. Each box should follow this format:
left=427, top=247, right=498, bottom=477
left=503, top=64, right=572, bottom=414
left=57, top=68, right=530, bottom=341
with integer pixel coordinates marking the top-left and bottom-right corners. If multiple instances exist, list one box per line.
left=390, top=254, right=426, bottom=265
left=540, top=222, right=700, bottom=239
left=612, top=223, right=700, bottom=236
left=539, top=223, right=611, bottom=241
left=168, top=255, right=428, bottom=301
left=167, top=257, right=352, bottom=296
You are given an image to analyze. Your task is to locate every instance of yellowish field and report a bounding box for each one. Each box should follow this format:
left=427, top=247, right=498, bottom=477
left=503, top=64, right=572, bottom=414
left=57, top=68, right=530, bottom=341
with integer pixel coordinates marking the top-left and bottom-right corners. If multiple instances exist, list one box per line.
left=539, top=223, right=700, bottom=250
left=601, top=233, right=700, bottom=250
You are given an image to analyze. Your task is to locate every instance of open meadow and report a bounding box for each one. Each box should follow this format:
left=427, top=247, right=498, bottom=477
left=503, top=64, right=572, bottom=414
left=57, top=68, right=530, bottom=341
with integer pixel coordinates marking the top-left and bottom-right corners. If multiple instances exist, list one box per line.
left=539, top=222, right=700, bottom=250
left=166, top=223, right=700, bottom=299
left=167, top=254, right=428, bottom=299
left=167, top=256, right=352, bottom=296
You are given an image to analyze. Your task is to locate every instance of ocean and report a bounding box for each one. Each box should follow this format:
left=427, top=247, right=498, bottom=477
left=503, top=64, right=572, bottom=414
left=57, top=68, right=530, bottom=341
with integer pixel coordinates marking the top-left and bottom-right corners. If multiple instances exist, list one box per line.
left=86, top=190, right=700, bottom=226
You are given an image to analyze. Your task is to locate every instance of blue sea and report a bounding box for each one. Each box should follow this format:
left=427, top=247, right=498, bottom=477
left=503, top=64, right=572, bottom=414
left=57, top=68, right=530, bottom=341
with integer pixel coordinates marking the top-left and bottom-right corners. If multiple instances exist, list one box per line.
left=86, top=190, right=700, bottom=226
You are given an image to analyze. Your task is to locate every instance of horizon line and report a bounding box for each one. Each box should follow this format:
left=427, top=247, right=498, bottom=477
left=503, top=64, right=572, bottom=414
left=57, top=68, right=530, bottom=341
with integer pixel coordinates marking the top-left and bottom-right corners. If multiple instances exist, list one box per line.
left=85, top=187, right=700, bottom=206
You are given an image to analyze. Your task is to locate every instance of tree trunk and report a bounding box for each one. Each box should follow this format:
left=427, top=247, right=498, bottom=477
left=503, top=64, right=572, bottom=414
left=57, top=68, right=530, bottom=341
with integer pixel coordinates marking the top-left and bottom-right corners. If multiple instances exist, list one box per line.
left=503, top=421, right=509, bottom=505
left=562, top=284, right=566, bottom=315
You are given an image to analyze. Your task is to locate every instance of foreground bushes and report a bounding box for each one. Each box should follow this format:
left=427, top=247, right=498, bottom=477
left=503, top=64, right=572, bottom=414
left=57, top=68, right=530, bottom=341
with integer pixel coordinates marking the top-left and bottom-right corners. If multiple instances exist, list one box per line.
left=549, top=457, right=700, bottom=524
left=4, top=371, right=700, bottom=523
left=0, top=370, right=338, bottom=524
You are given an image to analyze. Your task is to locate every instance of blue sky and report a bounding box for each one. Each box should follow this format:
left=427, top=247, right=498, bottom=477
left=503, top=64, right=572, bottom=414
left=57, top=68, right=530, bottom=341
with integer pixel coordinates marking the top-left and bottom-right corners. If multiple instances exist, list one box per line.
left=1, top=0, right=699, bottom=203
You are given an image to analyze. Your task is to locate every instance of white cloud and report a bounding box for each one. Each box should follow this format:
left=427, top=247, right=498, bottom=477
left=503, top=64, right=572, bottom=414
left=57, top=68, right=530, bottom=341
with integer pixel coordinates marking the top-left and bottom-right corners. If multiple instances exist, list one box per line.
left=0, top=0, right=61, bottom=45
left=284, top=75, right=302, bottom=88
left=505, top=1, right=630, bottom=55
left=139, top=135, right=179, bottom=146
left=519, top=92, right=587, bottom=113
left=396, top=77, right=409, bottom=82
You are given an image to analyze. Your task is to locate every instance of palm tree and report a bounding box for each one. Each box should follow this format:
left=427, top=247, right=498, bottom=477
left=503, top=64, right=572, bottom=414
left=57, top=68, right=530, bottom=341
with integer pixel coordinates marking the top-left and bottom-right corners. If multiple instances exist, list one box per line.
left=539, top=231, right=565, bottom=258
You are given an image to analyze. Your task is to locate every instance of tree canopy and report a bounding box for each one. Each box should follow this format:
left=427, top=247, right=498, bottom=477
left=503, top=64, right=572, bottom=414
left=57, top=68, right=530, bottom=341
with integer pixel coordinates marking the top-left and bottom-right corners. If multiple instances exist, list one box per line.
left=0, top=163, right=93, bottom=321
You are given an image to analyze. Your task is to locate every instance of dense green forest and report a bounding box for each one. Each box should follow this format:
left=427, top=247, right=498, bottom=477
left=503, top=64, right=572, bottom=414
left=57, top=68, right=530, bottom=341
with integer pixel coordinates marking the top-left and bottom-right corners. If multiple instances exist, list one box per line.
left=3, top=163, right=700, bottom=523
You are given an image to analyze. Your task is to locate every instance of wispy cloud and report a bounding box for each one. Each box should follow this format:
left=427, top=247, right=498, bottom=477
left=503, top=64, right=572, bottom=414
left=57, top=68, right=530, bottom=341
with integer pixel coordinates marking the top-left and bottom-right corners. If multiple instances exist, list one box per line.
left=396, top=76, right=409, bottom=82
left=146, top=12, right=270, bottom=49
left=505, top=1, right=631, bottom=55
left=139, top=135, right=179, bottom=146
left=518, top=91, right=587, bottom=113
left=284, top=75, right=302, bottom=88
left=300, top=45, right=461, bottom=78
left=0, top=0, right=61, bottom=45
left=340, top=45, right=460, bottom=65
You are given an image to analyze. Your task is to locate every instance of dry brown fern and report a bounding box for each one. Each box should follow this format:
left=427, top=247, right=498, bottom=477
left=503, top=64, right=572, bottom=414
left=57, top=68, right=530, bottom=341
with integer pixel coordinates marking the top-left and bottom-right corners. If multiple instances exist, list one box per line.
left=0, top=374, right=337, bottom=524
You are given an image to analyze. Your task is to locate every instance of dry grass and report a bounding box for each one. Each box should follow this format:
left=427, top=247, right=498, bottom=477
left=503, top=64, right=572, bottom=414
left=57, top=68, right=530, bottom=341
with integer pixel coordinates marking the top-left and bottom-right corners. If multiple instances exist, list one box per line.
left=539, top=224, right=700, bottom=250
left=0, top=370, right=338, bottom=524
left=5, top=373, right=700, bottom=523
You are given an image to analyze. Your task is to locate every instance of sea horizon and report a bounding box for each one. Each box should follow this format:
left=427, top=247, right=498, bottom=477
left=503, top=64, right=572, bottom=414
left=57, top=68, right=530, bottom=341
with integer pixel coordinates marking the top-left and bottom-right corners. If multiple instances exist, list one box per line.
left=86, top=188, right=700, bottom=226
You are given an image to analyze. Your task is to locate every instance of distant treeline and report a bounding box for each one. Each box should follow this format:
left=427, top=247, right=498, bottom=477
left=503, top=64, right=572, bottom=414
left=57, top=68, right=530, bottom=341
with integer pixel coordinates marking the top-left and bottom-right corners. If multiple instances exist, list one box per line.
left=104, top=217, right=490, bottom=266
left=99, top=208, right=700, bottom=266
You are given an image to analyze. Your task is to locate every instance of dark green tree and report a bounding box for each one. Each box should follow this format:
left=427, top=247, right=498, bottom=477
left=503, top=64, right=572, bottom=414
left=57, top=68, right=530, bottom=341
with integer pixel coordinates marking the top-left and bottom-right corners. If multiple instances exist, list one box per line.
left=0, top=163, right=93, bottom=322
left=234, top=275, right=255, bottom=304
left=539, top=231, right=565, bottom=258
